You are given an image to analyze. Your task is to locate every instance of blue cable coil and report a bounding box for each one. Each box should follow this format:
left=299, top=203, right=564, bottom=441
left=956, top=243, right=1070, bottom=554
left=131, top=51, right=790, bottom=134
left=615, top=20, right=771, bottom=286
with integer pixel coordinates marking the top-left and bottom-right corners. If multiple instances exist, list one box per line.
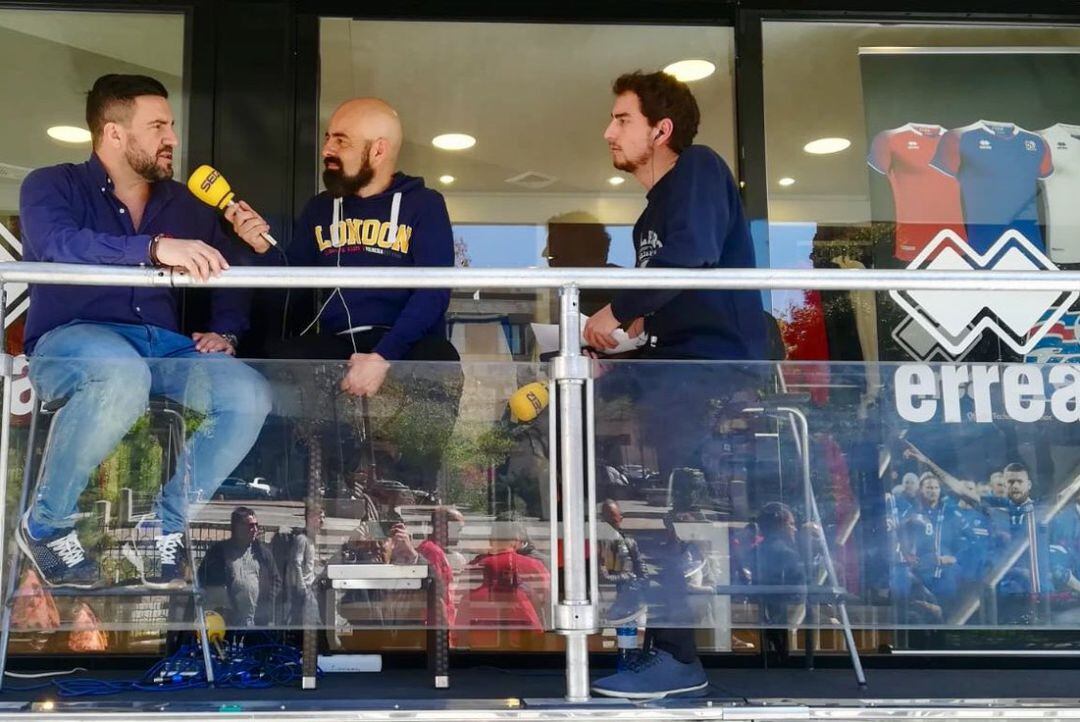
left=11, top=638, right=320, bottom=698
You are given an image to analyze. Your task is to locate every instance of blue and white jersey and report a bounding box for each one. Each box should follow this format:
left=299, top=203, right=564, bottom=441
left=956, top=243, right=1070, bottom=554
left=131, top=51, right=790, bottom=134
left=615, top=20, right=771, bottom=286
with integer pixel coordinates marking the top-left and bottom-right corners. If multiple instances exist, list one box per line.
left=931, top=121, right=1053, bottom=253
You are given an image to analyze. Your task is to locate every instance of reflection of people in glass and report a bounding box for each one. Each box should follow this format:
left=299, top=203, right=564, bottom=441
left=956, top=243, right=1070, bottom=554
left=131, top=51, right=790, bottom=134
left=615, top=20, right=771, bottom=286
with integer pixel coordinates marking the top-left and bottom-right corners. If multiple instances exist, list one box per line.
left=198, top=507, right=282, bottom=628
left=599, top=500, right=647, bottom=623
left=462, top=519, right=550, bottom=631
left=417, top=506, right=466, bottom=627
left=277, top=507, right=324, bottom=626
left=754, top=502, right=807, bottom=625
left=16, top=74, right=272, bottom=589
left=588, top=70, right=765, bottom=700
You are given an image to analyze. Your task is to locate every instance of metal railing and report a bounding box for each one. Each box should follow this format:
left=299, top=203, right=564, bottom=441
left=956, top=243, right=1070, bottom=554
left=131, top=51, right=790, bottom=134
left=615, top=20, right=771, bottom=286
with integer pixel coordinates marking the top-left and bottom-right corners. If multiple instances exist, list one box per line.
left=6, top=261, right=1080, bottom=291
left=2, top=261, right=1080, bottom=701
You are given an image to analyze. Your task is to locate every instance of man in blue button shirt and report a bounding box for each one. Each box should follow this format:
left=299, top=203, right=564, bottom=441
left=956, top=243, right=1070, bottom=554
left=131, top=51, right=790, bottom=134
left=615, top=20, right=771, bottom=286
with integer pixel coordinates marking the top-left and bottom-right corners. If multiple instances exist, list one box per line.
left=16, top=74, right=272, bottom=589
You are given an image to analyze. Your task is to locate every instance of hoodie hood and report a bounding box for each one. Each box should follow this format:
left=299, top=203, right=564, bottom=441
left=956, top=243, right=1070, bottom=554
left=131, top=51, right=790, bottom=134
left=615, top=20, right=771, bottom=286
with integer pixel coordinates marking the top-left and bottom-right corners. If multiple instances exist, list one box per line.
left=289, top=170, right=455, bottom=360
left=327, top=172, right=425, bottom=202
left=329, top=173, right=425, bottom=248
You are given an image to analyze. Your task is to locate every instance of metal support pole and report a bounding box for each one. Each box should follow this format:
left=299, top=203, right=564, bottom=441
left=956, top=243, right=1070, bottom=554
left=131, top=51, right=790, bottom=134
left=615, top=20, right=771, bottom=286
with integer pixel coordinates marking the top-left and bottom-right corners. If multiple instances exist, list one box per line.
left=0, top=284, right=13, bottom=693
left=0, top=286, right=11, bottom=582
left=552, top=285, right=595, bottom=703
left=785, top=407, right=866, bottom=687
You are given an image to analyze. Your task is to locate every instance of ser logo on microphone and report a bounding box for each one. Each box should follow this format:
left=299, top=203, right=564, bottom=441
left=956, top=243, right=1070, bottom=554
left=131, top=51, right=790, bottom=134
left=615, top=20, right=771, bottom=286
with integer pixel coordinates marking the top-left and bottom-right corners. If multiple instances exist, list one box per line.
left=509, top=382, right=549, bottom=423
left=200, top=170, right=220, bottom=193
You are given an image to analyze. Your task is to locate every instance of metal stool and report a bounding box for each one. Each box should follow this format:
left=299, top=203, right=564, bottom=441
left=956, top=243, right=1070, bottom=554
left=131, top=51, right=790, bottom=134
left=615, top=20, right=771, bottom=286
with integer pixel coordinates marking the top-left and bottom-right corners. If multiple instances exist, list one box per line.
left=0, top=393, right=216, bottom=689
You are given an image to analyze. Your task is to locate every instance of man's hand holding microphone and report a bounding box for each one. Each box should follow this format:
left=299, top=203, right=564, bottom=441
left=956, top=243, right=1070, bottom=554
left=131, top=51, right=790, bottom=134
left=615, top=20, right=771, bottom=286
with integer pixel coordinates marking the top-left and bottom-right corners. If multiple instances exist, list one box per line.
left=187, top=164, right=276, bottom=254
left=144, top=166, right=277, bottom=356
left=223, top=200, right=272, bottom=254
left=155, top=165, right=274, bottom=284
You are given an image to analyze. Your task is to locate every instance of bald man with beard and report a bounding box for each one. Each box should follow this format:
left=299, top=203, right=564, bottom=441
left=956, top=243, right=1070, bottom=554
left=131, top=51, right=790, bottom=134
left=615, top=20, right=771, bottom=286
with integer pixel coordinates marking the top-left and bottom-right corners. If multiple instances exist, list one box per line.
left=270, top=98, right=459, bottom=396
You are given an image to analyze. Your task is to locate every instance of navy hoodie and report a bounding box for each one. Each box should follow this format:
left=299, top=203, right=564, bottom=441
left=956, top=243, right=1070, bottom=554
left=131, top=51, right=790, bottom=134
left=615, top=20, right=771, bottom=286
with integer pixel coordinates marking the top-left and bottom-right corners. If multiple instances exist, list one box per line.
left=289, top=173, right=453, bottom=360
left=610, top=145, right=766, bottom=361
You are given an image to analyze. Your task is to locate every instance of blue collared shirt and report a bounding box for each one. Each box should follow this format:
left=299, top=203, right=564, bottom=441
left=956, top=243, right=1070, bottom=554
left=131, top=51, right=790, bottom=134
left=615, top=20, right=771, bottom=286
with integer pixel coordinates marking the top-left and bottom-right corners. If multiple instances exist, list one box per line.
left=19, top=154, right=255, bottom=352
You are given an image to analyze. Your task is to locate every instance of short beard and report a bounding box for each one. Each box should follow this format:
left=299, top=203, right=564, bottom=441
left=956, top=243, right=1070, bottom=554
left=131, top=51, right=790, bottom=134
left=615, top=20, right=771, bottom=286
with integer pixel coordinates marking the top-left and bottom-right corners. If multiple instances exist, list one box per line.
left=323, top=144, right=374, bottom=197
left=612, top=146, right=651, bottom=174
left=125, top=140, right=172, bottom=182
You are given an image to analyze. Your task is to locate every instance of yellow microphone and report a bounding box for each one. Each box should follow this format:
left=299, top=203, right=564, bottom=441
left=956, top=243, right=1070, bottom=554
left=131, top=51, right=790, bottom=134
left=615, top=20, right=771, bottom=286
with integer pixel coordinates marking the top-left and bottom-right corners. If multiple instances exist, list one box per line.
left=508, top=382, right=550, bottom=423
left=197, top=610, right=227, bottom=656
left=187, top=164, right=277, bottom=247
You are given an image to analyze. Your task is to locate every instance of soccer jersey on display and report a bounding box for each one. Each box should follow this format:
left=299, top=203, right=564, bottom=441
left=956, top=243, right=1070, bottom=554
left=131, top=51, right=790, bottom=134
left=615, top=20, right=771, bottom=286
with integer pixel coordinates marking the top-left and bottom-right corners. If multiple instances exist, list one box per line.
left=1038, top=123, right=1080, bottom=263
left=931, top=120, right=1053, bottom=253
left=867, top=123, right=967, bottom=261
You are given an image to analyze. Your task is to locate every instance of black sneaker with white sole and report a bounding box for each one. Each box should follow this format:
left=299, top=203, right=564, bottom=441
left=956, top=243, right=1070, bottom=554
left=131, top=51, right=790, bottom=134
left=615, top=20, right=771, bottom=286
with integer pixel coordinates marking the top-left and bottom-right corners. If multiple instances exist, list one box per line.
left=15, top=513, right=100, bottom=589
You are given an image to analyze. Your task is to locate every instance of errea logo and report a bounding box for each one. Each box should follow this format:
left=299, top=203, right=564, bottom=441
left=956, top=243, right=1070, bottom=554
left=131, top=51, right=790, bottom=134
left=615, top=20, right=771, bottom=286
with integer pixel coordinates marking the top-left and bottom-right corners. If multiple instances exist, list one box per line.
left=895, top=363, right=1080, bottom=424
left=889, top=229, right=1077, bottom=356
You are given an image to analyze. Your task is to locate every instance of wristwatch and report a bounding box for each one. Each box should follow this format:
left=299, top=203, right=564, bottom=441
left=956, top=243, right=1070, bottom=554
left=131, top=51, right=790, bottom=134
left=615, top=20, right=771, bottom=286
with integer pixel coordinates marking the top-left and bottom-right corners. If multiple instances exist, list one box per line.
left=219, top=332, right=239, bottom=348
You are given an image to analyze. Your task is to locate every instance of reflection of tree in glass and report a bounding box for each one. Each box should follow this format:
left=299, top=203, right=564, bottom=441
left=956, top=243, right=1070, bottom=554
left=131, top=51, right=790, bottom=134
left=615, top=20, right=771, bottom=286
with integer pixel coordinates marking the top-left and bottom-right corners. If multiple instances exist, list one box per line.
left=96, top=414, right=162, bottom=507
left=454, top=236, right=471, bottom=268
left=348, top=370, right=508, bottom=511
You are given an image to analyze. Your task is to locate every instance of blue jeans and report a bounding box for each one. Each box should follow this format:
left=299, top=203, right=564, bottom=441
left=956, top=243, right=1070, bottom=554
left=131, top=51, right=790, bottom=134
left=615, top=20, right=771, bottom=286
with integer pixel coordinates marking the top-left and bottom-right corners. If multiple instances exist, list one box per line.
left=28, top=322, right=272, bottom=534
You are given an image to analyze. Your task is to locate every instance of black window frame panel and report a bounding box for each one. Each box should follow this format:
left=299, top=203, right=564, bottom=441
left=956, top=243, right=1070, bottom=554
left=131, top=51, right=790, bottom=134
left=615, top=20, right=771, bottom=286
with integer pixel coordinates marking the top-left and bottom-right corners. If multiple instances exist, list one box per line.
left=291, top=2, right=742, bottom=236
left=294, top=0, right=1080, bottom=246
left=0, top=0, right=213, bottom=180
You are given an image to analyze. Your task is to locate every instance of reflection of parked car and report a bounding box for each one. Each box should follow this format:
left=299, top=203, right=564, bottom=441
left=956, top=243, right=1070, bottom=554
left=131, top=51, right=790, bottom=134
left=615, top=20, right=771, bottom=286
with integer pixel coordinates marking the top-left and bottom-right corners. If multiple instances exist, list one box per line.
left=213, top=476, right=279, bottom=501
left=617, top=464, right=660, bottom=493
left=601, top=465, right=631, bottom=499
left=619, top=464, right=651, bottom=482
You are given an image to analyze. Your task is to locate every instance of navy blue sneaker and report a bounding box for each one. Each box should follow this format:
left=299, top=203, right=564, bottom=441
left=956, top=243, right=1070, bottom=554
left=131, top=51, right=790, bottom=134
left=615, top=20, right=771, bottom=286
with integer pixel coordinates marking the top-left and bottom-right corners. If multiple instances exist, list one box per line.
left=124, top=530, right=187, bottom=588
left=150, top=531, right=187, bottom=587
left=591, top=648, right=709, bottom=699
left=15, top=513, right=99, bottom=589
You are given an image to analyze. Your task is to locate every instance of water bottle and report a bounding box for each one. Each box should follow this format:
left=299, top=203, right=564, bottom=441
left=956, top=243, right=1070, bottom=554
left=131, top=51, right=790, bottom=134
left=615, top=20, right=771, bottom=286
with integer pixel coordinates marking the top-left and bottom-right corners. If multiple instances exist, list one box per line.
left=615, top=625, right=639, bottom=671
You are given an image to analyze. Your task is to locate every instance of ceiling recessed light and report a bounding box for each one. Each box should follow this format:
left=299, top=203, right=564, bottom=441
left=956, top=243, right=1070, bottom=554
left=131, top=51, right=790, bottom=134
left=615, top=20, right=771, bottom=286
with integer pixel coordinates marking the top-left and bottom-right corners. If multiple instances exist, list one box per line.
left=46, top=125, right=91, bottom=144
left=608, top=176, right=625, bottom=186
left=663, top=59, right=716, bottom=83
left=439, top=175, right=455, bottom=185
left=432, top=133, right=476, bottom=151
left=803, top=137, right=851, bottom=155
left=778, top=177, right=796, bottom=187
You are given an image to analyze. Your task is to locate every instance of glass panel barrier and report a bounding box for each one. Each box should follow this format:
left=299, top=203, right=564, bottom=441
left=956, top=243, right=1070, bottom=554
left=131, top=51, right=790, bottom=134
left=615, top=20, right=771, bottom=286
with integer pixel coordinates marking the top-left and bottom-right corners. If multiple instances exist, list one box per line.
left=2, top=358, right=552, bottom=658
left=10, top=353, right=1080, bottom=658
left=590, top=357, right=1080, bottom=645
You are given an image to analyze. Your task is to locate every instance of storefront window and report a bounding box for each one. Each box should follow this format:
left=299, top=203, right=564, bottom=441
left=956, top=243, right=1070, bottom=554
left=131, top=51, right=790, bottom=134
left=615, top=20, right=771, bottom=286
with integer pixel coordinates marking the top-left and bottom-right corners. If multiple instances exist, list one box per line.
left=763, top=21, right=1080, bottom=654
left=763, top=22, right=1080, bottom=367
left=319, top=19, right=736, bottom=358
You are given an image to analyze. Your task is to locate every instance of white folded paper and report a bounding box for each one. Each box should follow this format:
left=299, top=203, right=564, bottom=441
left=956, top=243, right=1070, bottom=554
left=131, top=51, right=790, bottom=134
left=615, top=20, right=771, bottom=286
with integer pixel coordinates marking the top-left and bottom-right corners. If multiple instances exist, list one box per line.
left=531, top=313, right=647, bottom=356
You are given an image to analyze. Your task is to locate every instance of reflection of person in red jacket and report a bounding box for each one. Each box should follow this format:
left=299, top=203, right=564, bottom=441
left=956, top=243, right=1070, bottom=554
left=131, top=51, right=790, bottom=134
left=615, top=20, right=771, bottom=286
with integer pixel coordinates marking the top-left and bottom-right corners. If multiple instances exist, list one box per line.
left=463, top=519, right=550, bottom=631
left=416, top=506, right=465, bottom=628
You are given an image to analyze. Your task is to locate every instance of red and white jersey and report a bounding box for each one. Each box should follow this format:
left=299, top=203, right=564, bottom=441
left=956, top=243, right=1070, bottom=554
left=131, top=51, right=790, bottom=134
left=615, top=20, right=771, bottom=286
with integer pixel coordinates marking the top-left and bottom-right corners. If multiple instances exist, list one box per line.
left=868, top=123, right=967, bottom=261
